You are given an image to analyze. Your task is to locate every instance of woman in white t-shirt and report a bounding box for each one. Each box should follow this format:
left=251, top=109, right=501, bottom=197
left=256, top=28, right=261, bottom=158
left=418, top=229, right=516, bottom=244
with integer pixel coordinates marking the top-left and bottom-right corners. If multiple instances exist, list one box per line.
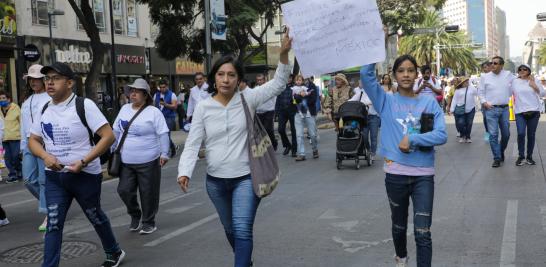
left=449, top=77, right=478, bottom=143
left=177, top=30, right=292, bottom=267
left=511, top=64, right=545, bottom=166
left=113, top=78, right=170, bottom=235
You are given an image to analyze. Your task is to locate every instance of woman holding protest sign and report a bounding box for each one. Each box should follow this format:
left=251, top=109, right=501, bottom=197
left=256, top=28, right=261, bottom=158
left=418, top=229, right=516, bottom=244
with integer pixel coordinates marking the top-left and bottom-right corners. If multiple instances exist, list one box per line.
left=361, top=55, right=447, bottom=267
left=176, top=29, right=292, bottom=267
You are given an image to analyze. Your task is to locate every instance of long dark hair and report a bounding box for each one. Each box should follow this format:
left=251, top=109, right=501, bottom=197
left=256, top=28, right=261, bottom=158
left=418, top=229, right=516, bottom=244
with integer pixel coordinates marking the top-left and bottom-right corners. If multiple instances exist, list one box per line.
left=207, top=55, right=244, bottom=95
left=381, top=74, right=393, bottom=88
left=392, top=54, right=418, bottom=74
left=23, top=78, right=46, bottom=102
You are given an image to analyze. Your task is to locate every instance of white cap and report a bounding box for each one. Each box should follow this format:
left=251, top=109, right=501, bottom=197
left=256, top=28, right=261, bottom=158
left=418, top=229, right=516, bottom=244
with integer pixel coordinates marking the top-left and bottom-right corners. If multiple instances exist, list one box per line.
left=23, top=64, right=45, bottom=80
left=127, top=78, right=151, bottom=95
left=518, top=64, right=531, bottom=71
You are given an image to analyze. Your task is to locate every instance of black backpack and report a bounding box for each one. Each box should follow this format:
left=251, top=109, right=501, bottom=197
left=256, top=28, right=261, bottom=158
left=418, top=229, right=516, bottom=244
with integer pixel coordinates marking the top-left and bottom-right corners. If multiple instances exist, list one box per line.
left=41, top=96, right=112, bottom=165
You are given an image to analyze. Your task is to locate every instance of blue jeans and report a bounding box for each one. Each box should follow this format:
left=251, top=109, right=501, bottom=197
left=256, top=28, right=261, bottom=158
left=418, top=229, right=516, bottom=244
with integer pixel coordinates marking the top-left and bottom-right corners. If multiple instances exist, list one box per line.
left=454, top=108, right=475, bottom=139
left=294, top=115, right=318, bottom=156
left=484, top=107, right=510, bottom=161
left=3, top=140, right=21, bottom=178
left=206, top=174, right=260, bottom=267
left=22, top=145, right=47, bottom=213
left=362, top=115, right=381, bottom=155
left=515, top=111, right=540, bottom=158
left=43, top=171, right=120, bottom=267
left=386, top=173, right=434, bottom=267
left=165, top=116, right=177, bottom=155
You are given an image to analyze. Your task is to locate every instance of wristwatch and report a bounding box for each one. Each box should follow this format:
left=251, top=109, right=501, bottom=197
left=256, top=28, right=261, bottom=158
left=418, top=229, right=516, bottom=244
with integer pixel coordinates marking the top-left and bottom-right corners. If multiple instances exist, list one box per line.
left=81, top=159, right=88, bottom=167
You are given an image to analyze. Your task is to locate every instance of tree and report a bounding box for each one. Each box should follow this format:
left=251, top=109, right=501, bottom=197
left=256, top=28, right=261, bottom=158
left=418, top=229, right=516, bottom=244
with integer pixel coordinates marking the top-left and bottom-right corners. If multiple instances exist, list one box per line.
left=538, top=43, right=546, bottom=66
left=378, top=0, right=446, bottom=36
left=67, top=0, right=106, bottom=101
left=398, top=10, right=478, bottom=74
left=137, top=0, right=281, bottom=66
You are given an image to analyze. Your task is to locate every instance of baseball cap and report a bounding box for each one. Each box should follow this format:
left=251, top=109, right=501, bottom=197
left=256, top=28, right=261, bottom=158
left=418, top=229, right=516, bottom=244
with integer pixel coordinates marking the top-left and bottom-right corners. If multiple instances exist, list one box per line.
left=127, top=78, right=151, bottom=96
left=517, top=64, right=531, bottom=71
left=23, top=64, right=45, bottom=80
left=40, top=62, right=75, bottom=79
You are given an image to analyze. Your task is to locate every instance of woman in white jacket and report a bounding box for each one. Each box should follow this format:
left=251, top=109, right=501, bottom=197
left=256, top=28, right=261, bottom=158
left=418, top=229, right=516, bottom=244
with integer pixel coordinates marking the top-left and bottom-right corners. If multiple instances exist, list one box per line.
left=177, top=31, right=292, bottom=267
left=511, top=64, right=545, bottom=166
left=449, top=77, right=478, bottom=143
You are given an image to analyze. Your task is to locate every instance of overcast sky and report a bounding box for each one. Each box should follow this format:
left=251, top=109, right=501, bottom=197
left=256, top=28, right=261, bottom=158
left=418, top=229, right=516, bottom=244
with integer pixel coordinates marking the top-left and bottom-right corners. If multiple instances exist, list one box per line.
left=495, top=0, right=546, bottom=59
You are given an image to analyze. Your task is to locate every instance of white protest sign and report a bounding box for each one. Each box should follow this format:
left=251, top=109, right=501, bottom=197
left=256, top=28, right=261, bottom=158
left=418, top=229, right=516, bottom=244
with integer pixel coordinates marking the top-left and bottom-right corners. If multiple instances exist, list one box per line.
left=281, top=0, right=385, bottom=77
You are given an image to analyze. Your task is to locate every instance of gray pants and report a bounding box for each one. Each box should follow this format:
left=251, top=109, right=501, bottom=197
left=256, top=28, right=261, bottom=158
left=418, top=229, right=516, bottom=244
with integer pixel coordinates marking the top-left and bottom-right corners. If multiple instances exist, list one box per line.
left=117, top=158, right=161, bottom=227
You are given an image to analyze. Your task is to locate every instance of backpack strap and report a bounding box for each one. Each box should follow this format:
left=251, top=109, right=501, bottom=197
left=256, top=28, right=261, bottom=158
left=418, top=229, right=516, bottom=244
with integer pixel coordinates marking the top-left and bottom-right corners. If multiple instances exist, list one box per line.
left=76, top=97, right=95, bottom=146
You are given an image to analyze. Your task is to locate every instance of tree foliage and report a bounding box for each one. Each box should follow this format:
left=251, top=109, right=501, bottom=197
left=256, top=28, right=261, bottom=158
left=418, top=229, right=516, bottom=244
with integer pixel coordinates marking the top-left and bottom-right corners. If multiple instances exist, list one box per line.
left=378, top=0, right=446, bottom=35
left=137, top=0, right=281, bottom=65
left=398, top=10, right=478, bottom=74
left=67, top=0, right=106, bottom=101
left=538, top=43, right=546, bottom=66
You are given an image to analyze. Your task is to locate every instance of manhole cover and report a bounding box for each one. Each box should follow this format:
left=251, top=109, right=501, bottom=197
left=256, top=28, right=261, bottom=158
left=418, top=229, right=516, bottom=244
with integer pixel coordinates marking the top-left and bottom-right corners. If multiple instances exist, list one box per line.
left=0, top=240, right=98, bottom=264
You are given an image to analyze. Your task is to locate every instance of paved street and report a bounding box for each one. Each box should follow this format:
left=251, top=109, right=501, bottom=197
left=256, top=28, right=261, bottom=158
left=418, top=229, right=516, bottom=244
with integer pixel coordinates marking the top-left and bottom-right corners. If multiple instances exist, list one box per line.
left=1, top=114, right=546, bottom=267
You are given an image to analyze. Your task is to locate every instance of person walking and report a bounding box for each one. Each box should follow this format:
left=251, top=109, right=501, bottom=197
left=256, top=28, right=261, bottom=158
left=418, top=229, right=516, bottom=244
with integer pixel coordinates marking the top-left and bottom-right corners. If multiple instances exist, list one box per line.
left=449, top=77, right=478, bottom=143
left=478, top=56, right=515, bottom=168
left=361, top=55, right=448, bottom=267
left=20, top=64, right=51, bottom=231
left=413, top=65, right=443, bottom=103
left=275, top=74, right=297, bottom=157
left=292, top=74, right=318, bottom=161
left=186, top=72, right=210, bottom=123
left=113, top=78, right=170, bottom=235
left=28, top=62, right=125, bottom=267
left=0, top=203, right=8, bottom=226
left=323, top=73, right=352, bottom=132
left=177, top=30, right=292, bottom=267
left=177, top=86, right=187, bottom=130
left=381, top=74, right=396, bottom=94
left=511, top=64, right=545, bottom=166
left=476, top=61, right=492, bottom=140
left=0, top=90, right=22, bottom=183
left=153, top=80, right=178, bottom=158
left=254, top=73, right=279, bottom=151
left=351, top=80, right=380, bottom=161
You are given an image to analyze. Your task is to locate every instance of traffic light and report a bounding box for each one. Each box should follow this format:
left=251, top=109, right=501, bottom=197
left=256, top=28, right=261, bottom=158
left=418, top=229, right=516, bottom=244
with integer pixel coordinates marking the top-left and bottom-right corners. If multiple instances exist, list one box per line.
left=538, top=13, right=546, bottom=21
left=445, top=25, right=460, bottom=33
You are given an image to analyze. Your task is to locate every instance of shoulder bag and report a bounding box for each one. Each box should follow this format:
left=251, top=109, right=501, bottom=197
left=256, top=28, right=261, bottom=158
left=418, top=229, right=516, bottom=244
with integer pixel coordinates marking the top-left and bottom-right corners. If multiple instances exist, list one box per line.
left=241, top=94, right=280, bottom=198
left=454, top=87, right=468, bottom=115
left=108, top=105, right=147, bottom=177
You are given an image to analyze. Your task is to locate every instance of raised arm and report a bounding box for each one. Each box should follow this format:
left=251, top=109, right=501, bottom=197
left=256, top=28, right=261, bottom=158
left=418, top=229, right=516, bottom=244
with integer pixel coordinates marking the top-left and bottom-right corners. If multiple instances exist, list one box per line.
left=360, top=64, right=386, bottom=114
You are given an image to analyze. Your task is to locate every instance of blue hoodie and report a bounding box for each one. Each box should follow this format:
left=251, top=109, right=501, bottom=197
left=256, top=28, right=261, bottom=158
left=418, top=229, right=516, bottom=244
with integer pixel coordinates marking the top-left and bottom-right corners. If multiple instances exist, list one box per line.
left=360, top=64, right=447, bottom=168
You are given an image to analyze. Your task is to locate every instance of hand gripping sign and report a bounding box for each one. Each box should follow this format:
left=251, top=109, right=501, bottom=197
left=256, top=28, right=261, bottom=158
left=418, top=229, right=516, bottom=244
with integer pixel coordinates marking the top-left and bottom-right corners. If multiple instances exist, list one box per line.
left=281, top=0, right=385, bottom=77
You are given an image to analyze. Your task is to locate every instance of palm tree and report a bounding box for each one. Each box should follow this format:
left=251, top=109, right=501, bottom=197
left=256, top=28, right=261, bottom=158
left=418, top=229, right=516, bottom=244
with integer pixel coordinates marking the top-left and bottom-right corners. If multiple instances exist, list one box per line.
left=398, top=10, right=478, bottom=74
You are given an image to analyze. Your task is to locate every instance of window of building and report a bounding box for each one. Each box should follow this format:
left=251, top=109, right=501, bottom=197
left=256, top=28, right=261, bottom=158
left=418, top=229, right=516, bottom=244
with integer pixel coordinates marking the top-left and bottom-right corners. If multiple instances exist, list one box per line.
left=126, top=0, right=138, bottom=37
left=31, top=0, right=56, bottom=26
left=76, top=0, right=106, bottom=33
left=113, top=0, right=124, bottom=34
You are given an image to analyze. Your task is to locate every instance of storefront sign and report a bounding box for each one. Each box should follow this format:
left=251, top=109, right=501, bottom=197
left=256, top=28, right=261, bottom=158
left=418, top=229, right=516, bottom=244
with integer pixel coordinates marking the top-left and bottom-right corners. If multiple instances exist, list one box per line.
left=176, top=59, right=204, bottom=75
left=0, top=0, right=17, bottom=45
left=55, top=45, right=93, bottom=64
left=23, top=44, right=41, bottom=61
left=117, top=54, right=144, bottom=64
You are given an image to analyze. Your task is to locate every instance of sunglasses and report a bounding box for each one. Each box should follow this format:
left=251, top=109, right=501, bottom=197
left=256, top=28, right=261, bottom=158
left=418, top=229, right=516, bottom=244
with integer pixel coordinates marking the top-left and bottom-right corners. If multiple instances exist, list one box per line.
left=492, top=62, right=502, bottom=65
left=518, top=68, right=529, bottom=72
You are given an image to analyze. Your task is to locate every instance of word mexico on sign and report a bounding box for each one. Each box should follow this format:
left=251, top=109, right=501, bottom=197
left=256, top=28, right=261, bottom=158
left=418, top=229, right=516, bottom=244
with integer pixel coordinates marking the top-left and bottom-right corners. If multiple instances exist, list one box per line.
left=281, top=0, right=385, bottom=77
left=23, top=44, right=41, bottom=62
left=55, top=45, right=92, bottom=64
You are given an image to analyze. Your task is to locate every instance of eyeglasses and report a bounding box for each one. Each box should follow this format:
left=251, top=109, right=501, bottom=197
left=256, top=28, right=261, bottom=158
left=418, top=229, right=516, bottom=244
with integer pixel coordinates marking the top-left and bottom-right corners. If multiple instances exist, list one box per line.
left=518, top=68, right=529, bottom=72
left=43, top=75, right=67, bottom=82
left=492, top=62, right=502, bottom=65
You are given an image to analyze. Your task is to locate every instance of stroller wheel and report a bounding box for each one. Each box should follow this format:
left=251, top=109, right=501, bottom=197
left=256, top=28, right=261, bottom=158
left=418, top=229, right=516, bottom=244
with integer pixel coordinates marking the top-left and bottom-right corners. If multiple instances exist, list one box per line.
left=336, top=158, right=342, bottom=170
left=355, top=158, right=360, bottom=170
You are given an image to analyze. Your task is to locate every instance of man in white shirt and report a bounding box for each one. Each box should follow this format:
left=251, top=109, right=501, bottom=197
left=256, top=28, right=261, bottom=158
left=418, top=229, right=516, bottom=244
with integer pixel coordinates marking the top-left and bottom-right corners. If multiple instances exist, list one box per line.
left=413, top=65, right=443, bottom=102
left=255, top=73, right=278, bottom=150
left=478, top=56, right=515, bottom=168
left=186, top=72, right=210, bottom=121
left=28, top=62, right=125, bottom=267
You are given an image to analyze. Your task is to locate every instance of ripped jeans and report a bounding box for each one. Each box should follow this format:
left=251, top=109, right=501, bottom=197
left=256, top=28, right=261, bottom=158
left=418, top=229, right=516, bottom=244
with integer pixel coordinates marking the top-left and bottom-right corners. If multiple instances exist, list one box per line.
left=43, top=171, right=120, bottom=267
left=385, top=173, right=434, bottom=267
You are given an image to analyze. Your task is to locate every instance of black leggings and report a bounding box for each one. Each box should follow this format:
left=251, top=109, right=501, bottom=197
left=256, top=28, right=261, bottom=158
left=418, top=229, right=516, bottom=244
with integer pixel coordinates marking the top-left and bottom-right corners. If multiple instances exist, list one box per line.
left=0, top=204, right=6, bottom=220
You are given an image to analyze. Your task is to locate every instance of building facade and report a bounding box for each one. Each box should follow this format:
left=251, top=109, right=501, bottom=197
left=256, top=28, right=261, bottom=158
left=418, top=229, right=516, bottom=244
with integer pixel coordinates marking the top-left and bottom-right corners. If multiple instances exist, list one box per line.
left=522, top=22, right=546, bottom=75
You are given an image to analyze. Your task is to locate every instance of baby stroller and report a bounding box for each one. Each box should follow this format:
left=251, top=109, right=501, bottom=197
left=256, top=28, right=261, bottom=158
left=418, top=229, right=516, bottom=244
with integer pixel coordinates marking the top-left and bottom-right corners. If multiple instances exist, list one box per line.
left=336, top=101, right=371, bottom=169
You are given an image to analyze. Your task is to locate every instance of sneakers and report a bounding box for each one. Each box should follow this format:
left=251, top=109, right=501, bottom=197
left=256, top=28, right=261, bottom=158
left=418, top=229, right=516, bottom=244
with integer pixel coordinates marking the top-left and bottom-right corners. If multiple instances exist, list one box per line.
left=38, top=218, right=47, bottom=232
left=484, top=132, right=490, bottom=141
left=313, top=150, right=319, bottom=159
left=139, top=225, right=157, bottom=235
left=458, top=137, right=464, bottom=143
left=465, top=138, right=472, bottom=143
left=129, top=218, right=141, bottom=232
left=295, top=156, right=306, bottom=161
left=492, top=160, right=501, bottom=168
left=516, top=157, right=525, bottom=166
left=394, top=255, right=408, bottom=267
left=5, top=177, right=19, bottom=184
left=101, top=250, right=126, bottom=267
left=526, top=157, right=536, bottom=165
left=0, top=218, right=10, bottom=226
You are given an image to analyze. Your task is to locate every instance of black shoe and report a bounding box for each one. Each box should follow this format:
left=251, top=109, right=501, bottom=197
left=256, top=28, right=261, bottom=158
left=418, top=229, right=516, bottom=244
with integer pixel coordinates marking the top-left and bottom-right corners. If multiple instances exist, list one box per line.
left=101, top=250, right=126, bottom=267
left=139, top=225, right=157, bottom=235
left=501, top=154, right=505, bottom=162
left=313, top=150, right=319, bottom=159
left=129, top=218, right=140, bottom=232
left=516, top=157, right=525, bottom=166
left=526, top=157, right=536, bottom=165
left=5, top=177, right=19, bottom=184
left=492, top=160, right=501, bottom=168
left=283, top=147, right=291, bottom=156
left=291, top=151, right=297, bottom=157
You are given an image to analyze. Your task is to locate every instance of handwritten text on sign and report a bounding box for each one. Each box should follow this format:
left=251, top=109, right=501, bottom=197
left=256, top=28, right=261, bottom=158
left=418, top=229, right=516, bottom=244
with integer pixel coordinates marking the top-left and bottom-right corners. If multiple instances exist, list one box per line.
left=282, top=0, right=385, bottom=76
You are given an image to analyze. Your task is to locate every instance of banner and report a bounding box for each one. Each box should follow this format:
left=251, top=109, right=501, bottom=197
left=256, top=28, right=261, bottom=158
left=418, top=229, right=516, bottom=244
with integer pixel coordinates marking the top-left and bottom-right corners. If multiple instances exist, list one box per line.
left=210, top=0, right=227, bottom=40
left=282, top=0, right=385, bottom=77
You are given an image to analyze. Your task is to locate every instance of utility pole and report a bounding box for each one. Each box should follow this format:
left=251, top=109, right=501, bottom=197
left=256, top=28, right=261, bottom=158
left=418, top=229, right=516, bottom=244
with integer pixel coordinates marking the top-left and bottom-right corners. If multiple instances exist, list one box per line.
left=204, top=0, right=212, bottom=74
left=109, top=0, right=118, bottom=111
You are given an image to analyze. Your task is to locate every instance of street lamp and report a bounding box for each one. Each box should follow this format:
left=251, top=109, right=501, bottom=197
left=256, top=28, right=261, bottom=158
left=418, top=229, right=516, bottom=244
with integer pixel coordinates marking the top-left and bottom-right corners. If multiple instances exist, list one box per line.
left=413, top=25, right=459, bottom=76
left=538, top=12, right=546, bottom=21
left=48, top=9, right=64, bottom=64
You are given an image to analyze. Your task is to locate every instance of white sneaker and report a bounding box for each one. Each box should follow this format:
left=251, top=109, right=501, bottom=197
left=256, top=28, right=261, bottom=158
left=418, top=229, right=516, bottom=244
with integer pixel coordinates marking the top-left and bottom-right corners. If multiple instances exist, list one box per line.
left=0, top=218, right=10, bottom=226
left=458, top=137, right=464, bottom=143
left=466, top=138, right=472, bottom=143
left=394, top=255, right=408, bottom=267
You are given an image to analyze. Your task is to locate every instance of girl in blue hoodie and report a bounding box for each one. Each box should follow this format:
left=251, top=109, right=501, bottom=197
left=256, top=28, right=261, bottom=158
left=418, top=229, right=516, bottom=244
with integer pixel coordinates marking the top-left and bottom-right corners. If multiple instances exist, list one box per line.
left=360, top=55, right=447, bottom=267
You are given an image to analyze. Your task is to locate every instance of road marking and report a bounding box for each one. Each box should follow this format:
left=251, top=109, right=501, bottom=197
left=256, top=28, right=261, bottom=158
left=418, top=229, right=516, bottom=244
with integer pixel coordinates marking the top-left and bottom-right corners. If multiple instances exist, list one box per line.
left=3, top=198, right=36, bottom=208
left=318, top=209, right=341, bottom=220
left=540, top=205, right=546, bottom=232
left=0, top=189, right=30, bottom=198
left=165, top=202, right=203, bottom=214
left=500, top=200, right=518, bottom=267
left=144, top=213, right=218, bottom=247
left=331, top=220, right=359, bottom=232
left=511, top=142, right=518, bottom=159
